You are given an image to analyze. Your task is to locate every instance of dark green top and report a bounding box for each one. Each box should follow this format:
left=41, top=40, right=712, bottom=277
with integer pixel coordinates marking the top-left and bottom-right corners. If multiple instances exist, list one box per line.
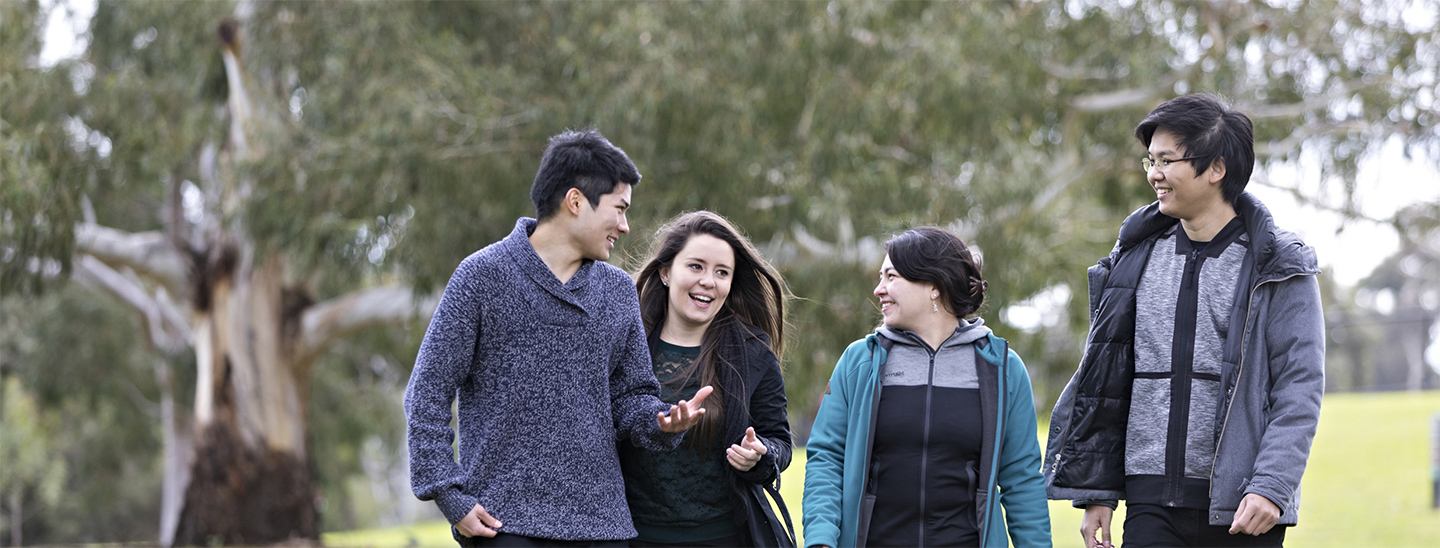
left=619, top=340, right=740, bottom=543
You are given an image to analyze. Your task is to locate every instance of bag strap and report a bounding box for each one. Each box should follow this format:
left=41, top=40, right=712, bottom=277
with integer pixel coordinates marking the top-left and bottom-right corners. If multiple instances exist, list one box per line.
left=763, top=480, right=798, bottom=547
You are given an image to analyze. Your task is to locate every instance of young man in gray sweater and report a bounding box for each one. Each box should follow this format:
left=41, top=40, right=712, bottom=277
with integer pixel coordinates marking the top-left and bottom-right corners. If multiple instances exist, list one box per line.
left=1045, top=94, right=1325, bottom=548
left=405, top=129, right=711, bottom=547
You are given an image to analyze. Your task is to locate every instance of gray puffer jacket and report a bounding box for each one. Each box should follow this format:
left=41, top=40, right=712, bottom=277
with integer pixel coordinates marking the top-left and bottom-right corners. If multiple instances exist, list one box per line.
left=1044, top=192, right=1325, bottom=526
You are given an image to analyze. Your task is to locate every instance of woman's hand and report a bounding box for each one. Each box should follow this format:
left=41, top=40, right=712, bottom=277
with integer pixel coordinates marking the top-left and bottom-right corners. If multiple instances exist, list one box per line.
left=727, top=426, right=768, bottom=471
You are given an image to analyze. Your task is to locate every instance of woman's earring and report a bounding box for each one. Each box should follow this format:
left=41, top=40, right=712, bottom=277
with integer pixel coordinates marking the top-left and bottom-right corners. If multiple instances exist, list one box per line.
left=662, top=280, right=668, bottom=287
left=932, top=299, right=939, bottom=313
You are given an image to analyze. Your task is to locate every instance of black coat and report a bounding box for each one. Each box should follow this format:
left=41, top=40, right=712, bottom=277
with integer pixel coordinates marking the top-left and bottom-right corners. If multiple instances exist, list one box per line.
left=655, top=316, right=795, bottom=546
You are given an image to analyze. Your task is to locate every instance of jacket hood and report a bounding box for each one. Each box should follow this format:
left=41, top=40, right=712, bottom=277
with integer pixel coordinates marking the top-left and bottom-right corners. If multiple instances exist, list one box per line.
left=1112, top=192, right=1319, bottom=281
left=876, top=316, right=992, bottom=349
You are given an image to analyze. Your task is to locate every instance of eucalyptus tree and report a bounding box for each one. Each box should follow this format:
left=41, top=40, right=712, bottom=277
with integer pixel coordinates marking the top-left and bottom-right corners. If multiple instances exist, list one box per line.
left=3, top=0, right=1437, bottom=544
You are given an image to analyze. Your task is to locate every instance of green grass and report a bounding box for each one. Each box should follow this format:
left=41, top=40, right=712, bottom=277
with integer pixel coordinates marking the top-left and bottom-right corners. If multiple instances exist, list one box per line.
left=325, top=520, right=456, bottom=548
left=327, top=391, right=1440, bottom=547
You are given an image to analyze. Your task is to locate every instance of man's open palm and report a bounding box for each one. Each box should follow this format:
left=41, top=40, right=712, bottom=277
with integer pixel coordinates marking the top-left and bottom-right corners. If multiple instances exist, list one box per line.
left=658, top=385, right=713, bottom=433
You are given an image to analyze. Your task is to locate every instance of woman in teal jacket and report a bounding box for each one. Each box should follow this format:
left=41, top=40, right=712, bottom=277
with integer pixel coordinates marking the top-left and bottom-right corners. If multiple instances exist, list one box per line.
left=803, top=227, right=1050, bottom=548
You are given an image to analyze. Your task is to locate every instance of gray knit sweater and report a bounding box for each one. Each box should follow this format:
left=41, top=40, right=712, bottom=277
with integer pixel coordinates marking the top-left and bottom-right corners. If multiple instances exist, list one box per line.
left=404, top=217, right=681, bottom=541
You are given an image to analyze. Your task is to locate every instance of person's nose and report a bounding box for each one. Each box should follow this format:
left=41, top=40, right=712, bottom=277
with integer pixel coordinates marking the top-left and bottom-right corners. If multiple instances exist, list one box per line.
left=617, top=212, right=629, bottom=234
left=874, top=281, right=885, bottom=298
left=1148, top=166, right=1164, bottom=184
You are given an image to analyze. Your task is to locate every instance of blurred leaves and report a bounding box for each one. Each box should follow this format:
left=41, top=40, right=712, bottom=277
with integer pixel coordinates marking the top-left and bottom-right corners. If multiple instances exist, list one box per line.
left=1, top=0, right=1438, bottom=540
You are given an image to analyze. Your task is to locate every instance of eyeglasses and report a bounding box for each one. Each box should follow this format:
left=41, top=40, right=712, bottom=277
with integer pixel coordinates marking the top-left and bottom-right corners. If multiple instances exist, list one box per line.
left=1141, top=156, right=1201, bottom=173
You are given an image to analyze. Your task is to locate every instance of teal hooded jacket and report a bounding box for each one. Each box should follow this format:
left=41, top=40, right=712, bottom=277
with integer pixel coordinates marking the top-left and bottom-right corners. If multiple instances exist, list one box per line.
left=803, top=330, right=1051, bottom=548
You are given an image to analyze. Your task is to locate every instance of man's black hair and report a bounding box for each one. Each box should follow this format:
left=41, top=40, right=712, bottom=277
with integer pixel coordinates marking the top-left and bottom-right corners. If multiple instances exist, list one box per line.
left=1134, top=93, right=1255, bottom=204
left=530, top=128, right=641, bottom=221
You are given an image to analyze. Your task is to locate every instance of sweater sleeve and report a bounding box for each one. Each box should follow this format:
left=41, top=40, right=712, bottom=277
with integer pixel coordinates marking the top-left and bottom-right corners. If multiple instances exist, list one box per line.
left=998, top=349, right=1053, bottom=547
left=403, top=258, right=482, bottom=525
left=1245, top=274, right=1325, bottom=513
left=735, top=342, right=792, bottom=485
left=610, top=285, right=683, bottom=451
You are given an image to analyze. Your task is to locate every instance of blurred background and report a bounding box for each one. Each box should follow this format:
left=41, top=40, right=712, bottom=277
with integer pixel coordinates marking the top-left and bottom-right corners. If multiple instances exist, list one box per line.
left=2, top=0, right=1438, bottom=546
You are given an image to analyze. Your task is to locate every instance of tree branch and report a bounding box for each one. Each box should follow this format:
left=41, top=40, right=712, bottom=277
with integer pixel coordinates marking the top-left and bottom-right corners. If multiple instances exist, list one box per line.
left=72, top=254, right=193, bottom=354
left=297, top=285, right=437, bottom=363
left=74, top=224, right=190, bottom=298
left=1070, top=87, right=1164, bottom=113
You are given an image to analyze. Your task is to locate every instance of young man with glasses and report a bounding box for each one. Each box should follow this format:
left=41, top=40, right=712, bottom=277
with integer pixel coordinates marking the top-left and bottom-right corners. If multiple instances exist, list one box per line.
left=1044, top=94, right=1325, bottom=548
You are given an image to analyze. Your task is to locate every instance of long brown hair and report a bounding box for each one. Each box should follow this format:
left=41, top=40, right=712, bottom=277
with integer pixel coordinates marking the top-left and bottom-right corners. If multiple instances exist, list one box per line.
left=635, top=211, right=786, bottom=452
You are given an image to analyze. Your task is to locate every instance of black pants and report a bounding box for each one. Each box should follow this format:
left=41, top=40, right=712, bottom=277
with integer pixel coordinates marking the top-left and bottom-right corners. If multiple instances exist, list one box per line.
left=630, top=533, right=748, bottom=547
left=454, top=531, right=629, bottom=547
left=1123, top=504, right=1286, bottom=548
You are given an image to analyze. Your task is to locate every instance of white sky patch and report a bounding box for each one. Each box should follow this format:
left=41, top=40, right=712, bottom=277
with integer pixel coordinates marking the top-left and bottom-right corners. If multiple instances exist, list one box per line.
left=181, top=180, right=206, bottom=225
left=38, top=0, right=97, bottom=67
left=1252, top=136, right=1440, bottom=287
left=1402, top=0, right=1439, bottom=33
left=1003, top=283, right=1072, bottom=334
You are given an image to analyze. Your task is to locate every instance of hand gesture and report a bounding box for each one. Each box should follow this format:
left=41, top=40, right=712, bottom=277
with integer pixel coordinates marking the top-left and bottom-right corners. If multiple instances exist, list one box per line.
left=657, top=385, right=713, bottom=433
left=727, top=426, right=769, bottom=471
left=455, top=503, right=502, bottom=538
left=1229, top=493, right=1280, bottom=536
left=1081, top=504, right=1113, bottom=548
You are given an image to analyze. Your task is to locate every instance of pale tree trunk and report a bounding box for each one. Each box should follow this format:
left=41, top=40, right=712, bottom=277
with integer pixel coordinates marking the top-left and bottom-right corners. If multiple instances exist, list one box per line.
left=74, top=226, right=434, bottom=545
left=67, top=4, right=441, bottom=543
left=1402, top=313, right=1429, bottom=392
left=1400, top=281, right=1434, bottom=392
left=174, top=250, right=317, bottom=545
left=157, top=357, right=191, bottom=548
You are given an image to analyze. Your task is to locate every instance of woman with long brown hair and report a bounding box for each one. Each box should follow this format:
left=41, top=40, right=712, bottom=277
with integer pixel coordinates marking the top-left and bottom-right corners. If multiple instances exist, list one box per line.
left=620, top=211, right=794, bottom=547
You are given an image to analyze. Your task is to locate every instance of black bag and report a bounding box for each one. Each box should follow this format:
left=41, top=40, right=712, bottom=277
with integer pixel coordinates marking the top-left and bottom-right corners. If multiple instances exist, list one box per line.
left=743, top=479, right=797, bottom=548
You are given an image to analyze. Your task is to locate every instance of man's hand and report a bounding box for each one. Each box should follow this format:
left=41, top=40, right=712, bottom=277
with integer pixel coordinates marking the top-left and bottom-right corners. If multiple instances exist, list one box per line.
left=1081, top=504, right=1113, bottom=548
left=455, top=503, right=502, bottom=538
left=1229, top=493, right=1280, bottom=536
left=657, top=385, right=712, bottom=433
left=727, top=427, right=769, bottom=471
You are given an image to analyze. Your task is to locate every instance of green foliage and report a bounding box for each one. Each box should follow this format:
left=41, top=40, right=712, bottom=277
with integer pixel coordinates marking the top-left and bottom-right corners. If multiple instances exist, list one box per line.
left=0, top=288, right=180, bottom=543
left=3, top=0, right=1439, bottom=540
left=1, top=1, right=81, bottom=295
left=0, top=376, right=68, bottom=541
left=308, top=326, right=421, bottom=532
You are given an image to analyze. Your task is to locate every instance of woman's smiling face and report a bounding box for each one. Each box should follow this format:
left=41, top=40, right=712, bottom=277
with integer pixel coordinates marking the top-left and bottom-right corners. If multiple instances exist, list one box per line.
left=661, top=234, right=735, bottom=333
left=873, top=254, right=936, bottom=333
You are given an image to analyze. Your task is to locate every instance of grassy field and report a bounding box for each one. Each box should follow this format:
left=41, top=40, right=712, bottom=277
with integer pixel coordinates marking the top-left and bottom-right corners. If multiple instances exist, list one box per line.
left=326, top=391, right=1440, bottom=547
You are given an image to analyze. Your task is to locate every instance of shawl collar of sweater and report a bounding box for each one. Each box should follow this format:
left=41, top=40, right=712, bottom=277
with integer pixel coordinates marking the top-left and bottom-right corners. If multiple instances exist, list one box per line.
left=504, top=217, right=594, bottom=309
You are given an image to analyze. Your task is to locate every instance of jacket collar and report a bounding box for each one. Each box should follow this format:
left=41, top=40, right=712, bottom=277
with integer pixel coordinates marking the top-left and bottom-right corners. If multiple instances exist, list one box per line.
left=1113, top=192, right=1319, bottom=281
left=875, top=317, right=992, bottom=350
